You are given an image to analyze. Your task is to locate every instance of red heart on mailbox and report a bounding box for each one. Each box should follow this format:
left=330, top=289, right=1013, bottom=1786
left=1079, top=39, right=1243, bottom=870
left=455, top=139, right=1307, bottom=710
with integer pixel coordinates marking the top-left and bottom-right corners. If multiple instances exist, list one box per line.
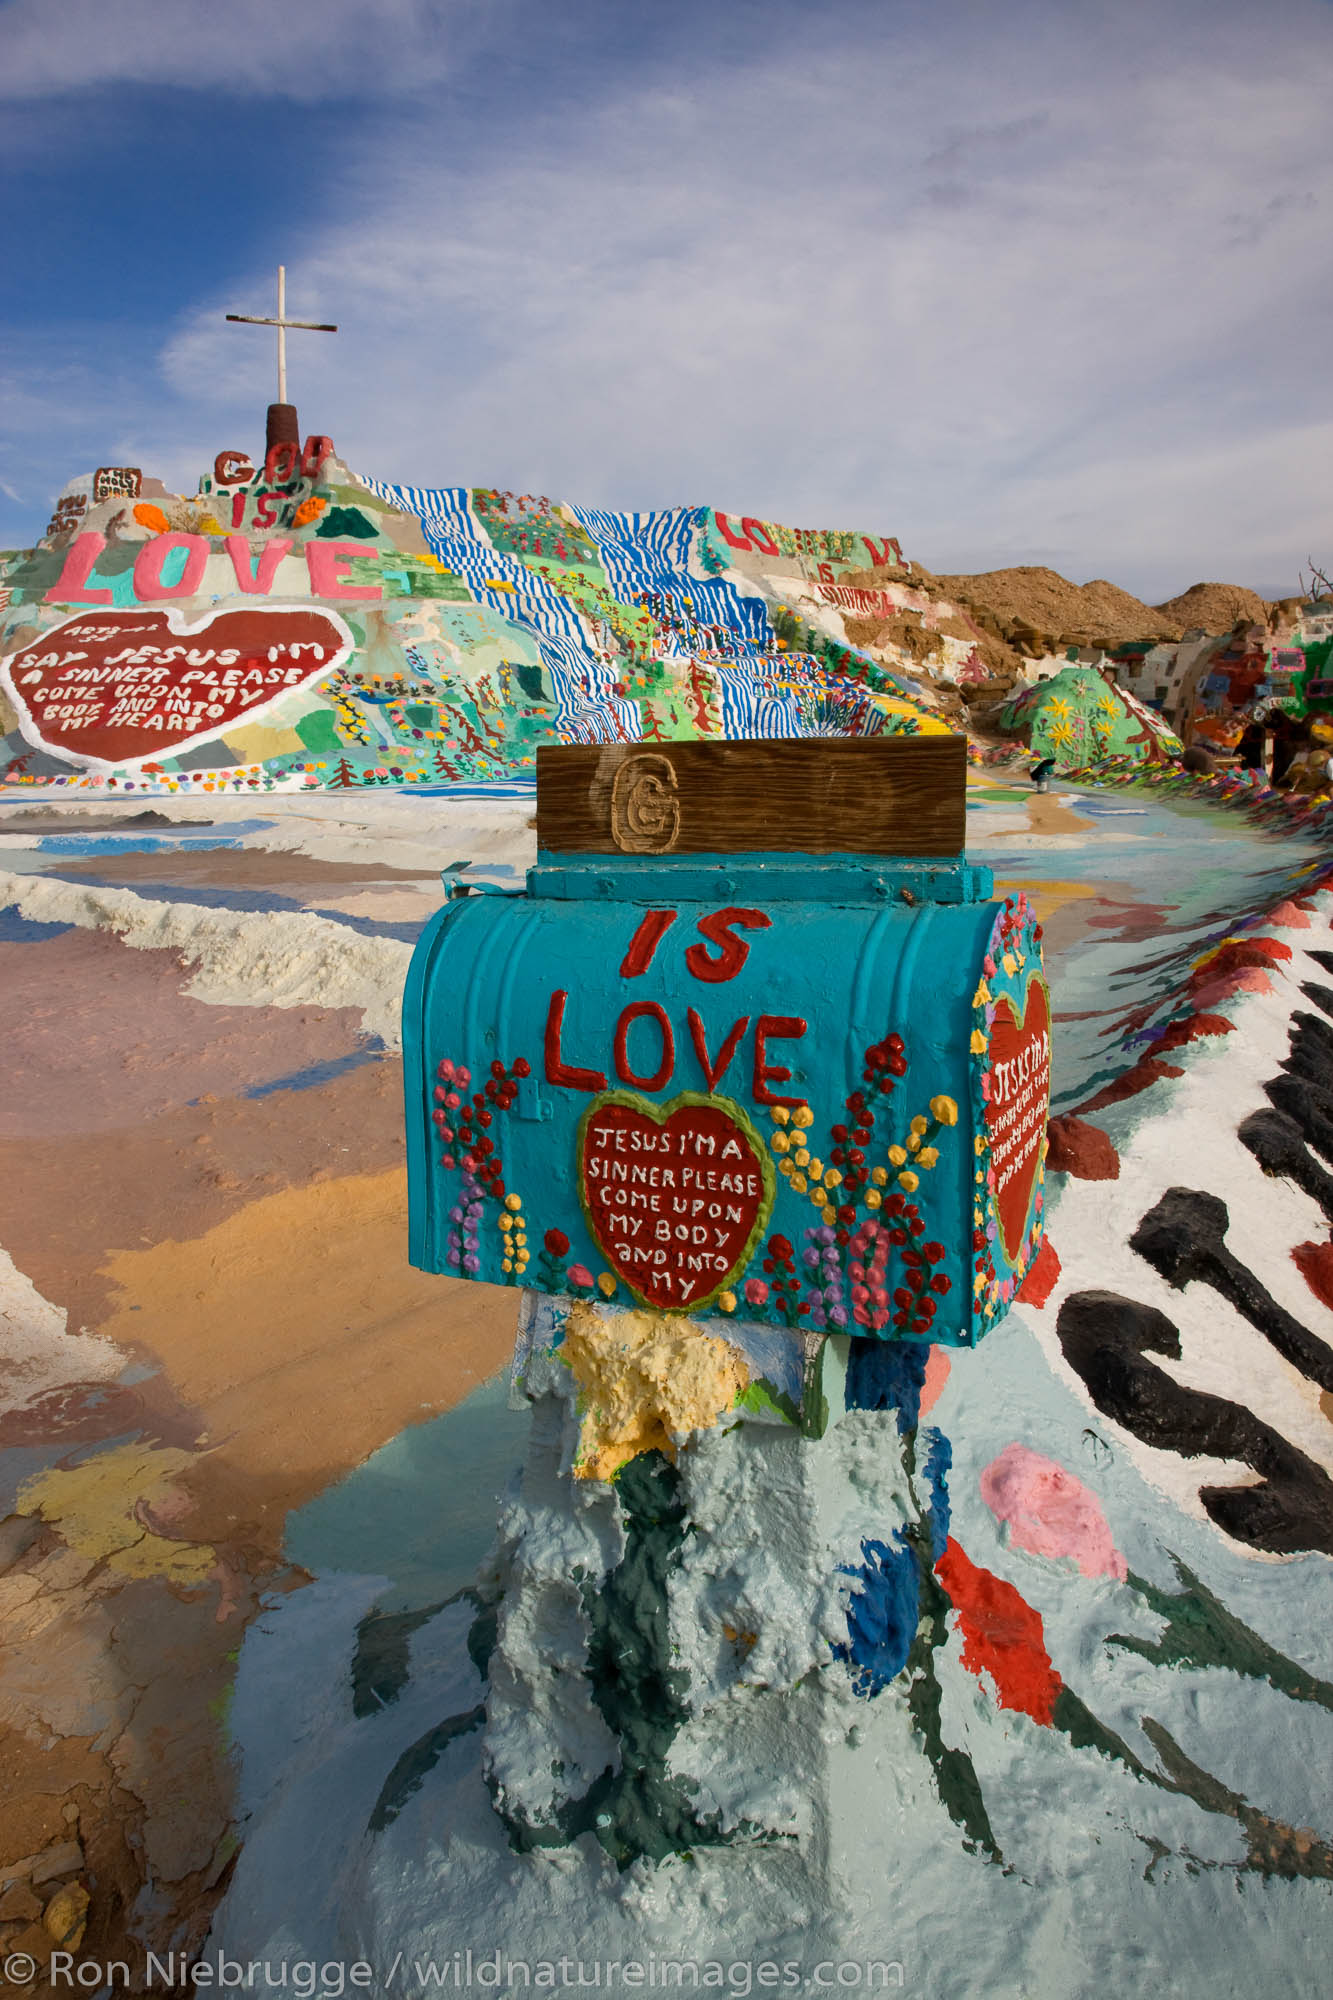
left=577, top=1091, right=775, bottom=1312
left=1, top=604, right=353, bottom=767
left=984, top=976, right=1052, bottom=1265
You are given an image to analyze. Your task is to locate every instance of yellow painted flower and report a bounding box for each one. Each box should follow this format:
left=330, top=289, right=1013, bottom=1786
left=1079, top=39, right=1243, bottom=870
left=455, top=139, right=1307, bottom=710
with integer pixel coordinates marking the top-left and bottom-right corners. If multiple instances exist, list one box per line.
left=824, top=1168, right=843, bottom=1188
left=505, top=1192, right=523, bottom=1212
left=771, top=1131, right=790, bottom=1154
left=502, top=1257, right=514, bottom=1273
left=1002, top=953, right=1017, bottom=976
left=793, top=1147, right=810, bottom=1167
left=970, top=1030, right=988, bottom=1055
left=973, top=981, right=991, bottom=1007
left=779, top=1157, right=794, bottom=1178
left=871, top=1165, right=888, bottom=1186
left=791, top=1173, right=808, bottom=1193
left=807, top=1159, right=823, bottom=1180
left=498, top=1213, right=513, bottom=1233
left=887, top=1144, right=908, bottom=1167
left=597, top=1272, right=618, bottom=1298
left=515, top=1231, right=527, bottom=1247
left=897, top=1170, right=919, bottom=1192
left=865, top=1188, right=882, bottom=1209
left=910, top=1115, right=929, bottom=1136
left=771, top=1105, right=790, bottom=1126
left=907, top=1133, right=921, bottom=1153
left=930, top=1096, right=957, bottom=1125
left=792, top=1105, right=814, bottom=1129
left=974, top=1133, right=986, bottom=1155
left=718, top=1290, right=737, bottom=1313
left=821, top=1204, right=837, bottom=1224
left=917, top=1146, right=939, bottom=1169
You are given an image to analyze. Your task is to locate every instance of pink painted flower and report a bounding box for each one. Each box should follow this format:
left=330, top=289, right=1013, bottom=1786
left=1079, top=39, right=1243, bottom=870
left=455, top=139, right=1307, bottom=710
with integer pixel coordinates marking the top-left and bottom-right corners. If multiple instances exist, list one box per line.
left=980, top=1443, right=1127, bottom=1581
left=744, top=1278, right=769, bottom=1306
left=567, top=1264, right=594, bottom=1287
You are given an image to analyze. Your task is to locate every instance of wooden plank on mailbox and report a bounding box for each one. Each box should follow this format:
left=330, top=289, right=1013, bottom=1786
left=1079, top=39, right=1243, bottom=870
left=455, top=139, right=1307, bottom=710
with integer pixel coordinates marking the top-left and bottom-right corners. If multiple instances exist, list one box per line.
left=536, top=736, right=966, bottom=857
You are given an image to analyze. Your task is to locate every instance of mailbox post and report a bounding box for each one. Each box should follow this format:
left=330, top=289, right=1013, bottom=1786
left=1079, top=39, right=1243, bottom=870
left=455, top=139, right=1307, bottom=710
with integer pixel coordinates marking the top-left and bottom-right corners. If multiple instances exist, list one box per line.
left=403, top=738, right=1049, bottom=1872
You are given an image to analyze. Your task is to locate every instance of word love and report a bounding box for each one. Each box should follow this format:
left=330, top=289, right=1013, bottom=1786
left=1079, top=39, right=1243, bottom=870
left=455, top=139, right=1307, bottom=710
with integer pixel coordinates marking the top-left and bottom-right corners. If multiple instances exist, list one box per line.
left=45, top=533, right=383, bottom=606
left=579, top=1095, right=773, bottom=1310
left=2, top=605, right=353, bottom=766
left=545, top=990, right=807, bottom=1109
left=985, top=978, right=1051, bottom=1262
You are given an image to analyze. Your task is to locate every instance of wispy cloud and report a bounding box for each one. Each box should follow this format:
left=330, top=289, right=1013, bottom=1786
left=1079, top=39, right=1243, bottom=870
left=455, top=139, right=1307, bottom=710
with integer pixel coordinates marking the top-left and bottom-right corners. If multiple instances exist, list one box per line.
left=0, top=0, right=463, bottom=101
left=7, top=0, right=1333, bottom=598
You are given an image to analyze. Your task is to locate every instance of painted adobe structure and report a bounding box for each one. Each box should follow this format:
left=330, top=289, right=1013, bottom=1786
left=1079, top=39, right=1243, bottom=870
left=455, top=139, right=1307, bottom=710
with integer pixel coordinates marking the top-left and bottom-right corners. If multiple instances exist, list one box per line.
left=0, top=444, right=960, bottom=798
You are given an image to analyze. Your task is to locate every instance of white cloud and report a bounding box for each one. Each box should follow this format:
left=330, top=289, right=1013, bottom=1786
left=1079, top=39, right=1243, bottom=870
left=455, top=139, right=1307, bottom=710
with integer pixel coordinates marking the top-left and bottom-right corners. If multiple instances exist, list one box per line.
left=0, top=0, right=461, bottom=101
left=16, top=0, right=1333, bottom=598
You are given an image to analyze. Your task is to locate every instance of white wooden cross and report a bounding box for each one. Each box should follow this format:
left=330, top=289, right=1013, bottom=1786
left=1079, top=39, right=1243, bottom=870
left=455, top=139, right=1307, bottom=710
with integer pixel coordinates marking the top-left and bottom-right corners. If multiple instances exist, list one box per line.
left=226, top=265, right=337, bottom=404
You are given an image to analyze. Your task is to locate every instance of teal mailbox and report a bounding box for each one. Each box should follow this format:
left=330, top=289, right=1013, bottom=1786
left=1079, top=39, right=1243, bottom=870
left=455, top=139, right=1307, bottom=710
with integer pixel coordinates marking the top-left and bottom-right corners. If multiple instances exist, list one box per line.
left=403, top=739, right=1049, bottom=1344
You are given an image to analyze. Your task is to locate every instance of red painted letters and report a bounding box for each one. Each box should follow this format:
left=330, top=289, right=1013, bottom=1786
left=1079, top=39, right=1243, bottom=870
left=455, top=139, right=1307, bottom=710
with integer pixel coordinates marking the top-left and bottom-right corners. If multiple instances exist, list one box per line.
left=619, top=908, right=679, bottom=979
left=684, top=907, right=771, bottom=983
left=614, top=1003, right=675, bottom=1091
left=688, top=1009, right=749, bottom=1092
left=753, top=1015, right=808, bottom=1107
left=714, top=512, right=753, bottom=551
left=544, top=990, right=609, bottom=1092
left=214, top=451, right=256, bottom=486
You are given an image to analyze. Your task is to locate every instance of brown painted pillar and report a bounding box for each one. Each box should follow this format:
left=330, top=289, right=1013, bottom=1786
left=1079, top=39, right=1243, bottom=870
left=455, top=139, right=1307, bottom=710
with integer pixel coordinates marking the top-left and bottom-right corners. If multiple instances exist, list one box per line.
left=266, top=403, right=301, bottom=452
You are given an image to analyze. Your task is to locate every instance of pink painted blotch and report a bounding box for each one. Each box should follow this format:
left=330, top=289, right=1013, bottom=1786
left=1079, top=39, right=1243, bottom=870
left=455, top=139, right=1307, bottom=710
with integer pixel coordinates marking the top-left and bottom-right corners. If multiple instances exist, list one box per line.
left=304, top=541, right=382, bottom=600
left=45, top=532, right=112, bottom=604
left=226, top=536, right=294, bottom=594
left=979, top=1442, right=1127, bottom=1581
left=133, top=533, right=210, bottom=601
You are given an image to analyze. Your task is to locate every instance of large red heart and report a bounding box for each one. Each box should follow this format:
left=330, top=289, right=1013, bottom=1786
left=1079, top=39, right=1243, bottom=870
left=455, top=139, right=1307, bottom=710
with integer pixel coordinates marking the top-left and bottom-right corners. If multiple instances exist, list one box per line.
left=577, top=1090, right=775, bottom=1312
left=984, top=977, right=1051, bottom=1265
left=1, top=605, right=353, bottom=767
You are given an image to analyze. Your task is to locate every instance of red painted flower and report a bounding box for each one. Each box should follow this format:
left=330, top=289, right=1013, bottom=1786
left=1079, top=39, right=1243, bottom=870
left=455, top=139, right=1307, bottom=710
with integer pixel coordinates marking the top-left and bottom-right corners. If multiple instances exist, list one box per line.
left=934, top=1537, right=1063, bottom=1726
left=544, top=1229, right=570, bottom=1257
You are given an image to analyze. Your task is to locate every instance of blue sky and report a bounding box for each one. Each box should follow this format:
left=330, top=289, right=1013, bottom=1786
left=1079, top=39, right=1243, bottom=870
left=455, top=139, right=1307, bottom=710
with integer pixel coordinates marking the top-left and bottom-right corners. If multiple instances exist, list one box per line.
left=1, top=0, right=1330, bottom=600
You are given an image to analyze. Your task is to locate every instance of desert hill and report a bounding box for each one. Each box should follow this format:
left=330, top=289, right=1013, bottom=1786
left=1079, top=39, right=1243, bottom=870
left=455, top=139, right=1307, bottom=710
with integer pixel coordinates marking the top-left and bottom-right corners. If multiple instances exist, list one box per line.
left=922, top=565, right=1182, bottom=647
left=1151, top=580, right=1282, bottom=632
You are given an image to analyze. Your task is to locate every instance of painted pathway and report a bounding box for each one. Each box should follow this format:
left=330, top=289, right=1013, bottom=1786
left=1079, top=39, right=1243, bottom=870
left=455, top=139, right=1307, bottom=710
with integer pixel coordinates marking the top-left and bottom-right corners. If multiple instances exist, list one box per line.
left=1, top=782, right=1330, bottom=1990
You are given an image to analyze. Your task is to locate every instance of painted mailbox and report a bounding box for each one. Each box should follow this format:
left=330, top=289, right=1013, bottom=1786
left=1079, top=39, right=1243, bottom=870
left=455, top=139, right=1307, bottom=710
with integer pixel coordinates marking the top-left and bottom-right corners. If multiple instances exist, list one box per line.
left=404, top=738, right=1049, bottom=1342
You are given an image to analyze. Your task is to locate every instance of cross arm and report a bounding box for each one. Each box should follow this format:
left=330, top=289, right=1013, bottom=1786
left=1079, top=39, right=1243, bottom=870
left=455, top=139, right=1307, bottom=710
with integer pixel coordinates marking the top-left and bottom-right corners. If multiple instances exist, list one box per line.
left=225, top=315, right=339, bottom=331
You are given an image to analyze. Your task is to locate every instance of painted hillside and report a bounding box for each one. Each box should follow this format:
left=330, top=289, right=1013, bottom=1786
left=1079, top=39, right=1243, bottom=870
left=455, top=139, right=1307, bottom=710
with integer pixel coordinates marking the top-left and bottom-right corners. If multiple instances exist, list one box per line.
left=0, top=446, right=955, bottom=798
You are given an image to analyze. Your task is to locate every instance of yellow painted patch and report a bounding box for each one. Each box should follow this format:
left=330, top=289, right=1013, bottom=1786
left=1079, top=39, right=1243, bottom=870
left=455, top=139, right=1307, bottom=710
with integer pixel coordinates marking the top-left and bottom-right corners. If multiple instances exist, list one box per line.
left=17, top=1443, right=218, bottom=1585
left=559, top=1302, right=751, bottom=1482
left=221, top=719, right=309, bottom=762
left=93, top=1168, right=518, bottom=1547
